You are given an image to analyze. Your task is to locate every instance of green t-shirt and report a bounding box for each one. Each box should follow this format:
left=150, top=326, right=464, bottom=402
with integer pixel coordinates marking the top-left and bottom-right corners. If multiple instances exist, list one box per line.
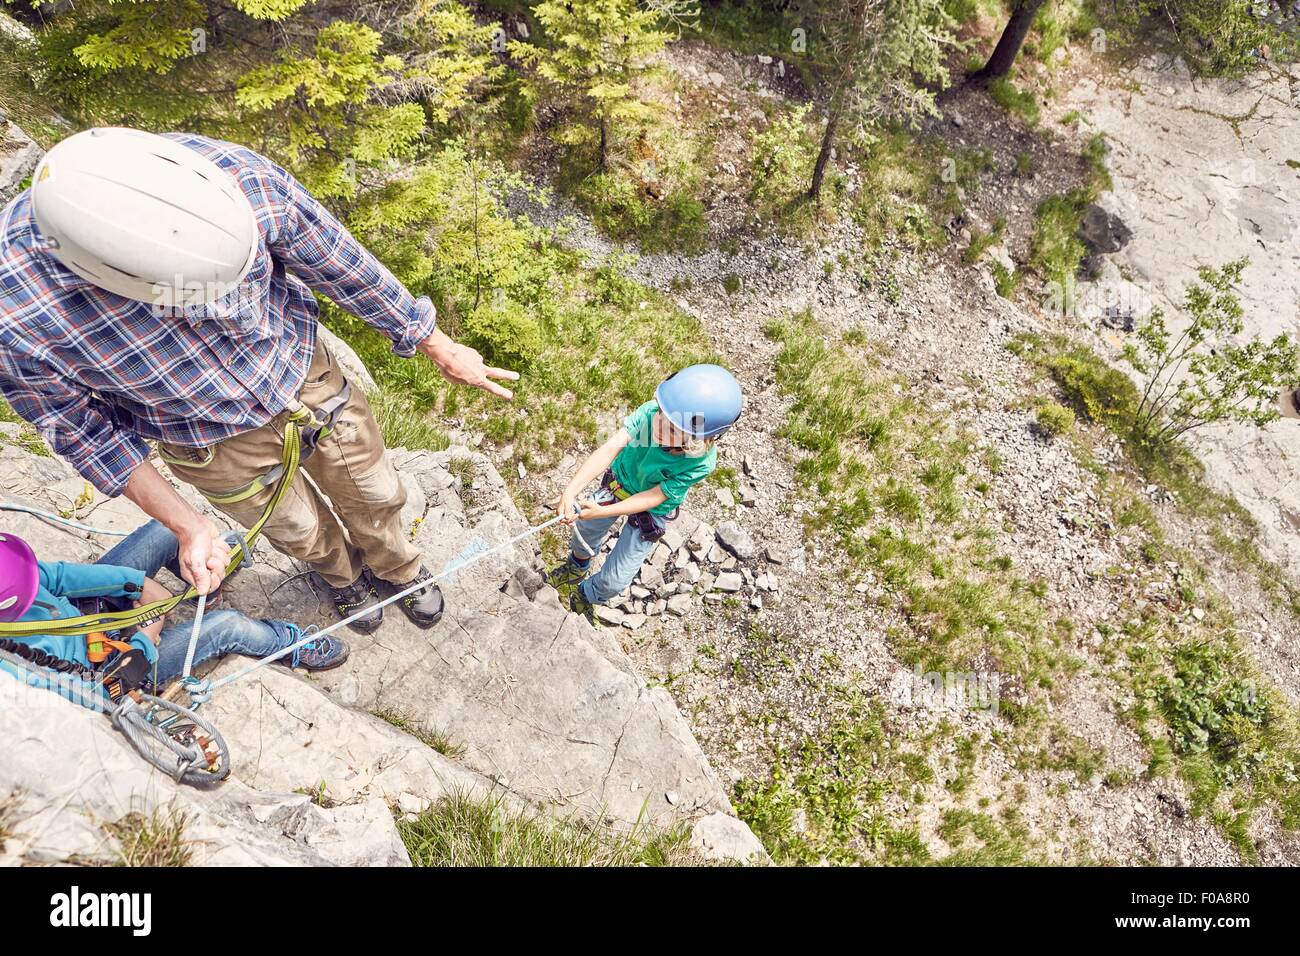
left=611, top=401, right=716, bottom=516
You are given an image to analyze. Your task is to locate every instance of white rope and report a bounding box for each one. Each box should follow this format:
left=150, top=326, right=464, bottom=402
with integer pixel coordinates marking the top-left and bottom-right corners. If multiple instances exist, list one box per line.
left=0, top=503, right=128, bottom=536
left=181, top=591, right=206, bottom=682
left=205, top=512, right=566, bottom=694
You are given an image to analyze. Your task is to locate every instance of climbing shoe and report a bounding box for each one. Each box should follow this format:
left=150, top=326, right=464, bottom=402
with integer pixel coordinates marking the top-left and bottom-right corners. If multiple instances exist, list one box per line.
left=547, top=559, right=589, bottom=589
left=285, top=627, right=350, bottom=671
left=324, top=572, right=383, bottom=634
left=569, top=587, right=596, bottom=624
left=382, top=565, right=444, bottom=629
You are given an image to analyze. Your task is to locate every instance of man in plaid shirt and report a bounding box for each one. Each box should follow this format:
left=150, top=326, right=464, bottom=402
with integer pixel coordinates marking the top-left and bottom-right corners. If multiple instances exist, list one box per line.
left=0, top=130, right=518, bottom=633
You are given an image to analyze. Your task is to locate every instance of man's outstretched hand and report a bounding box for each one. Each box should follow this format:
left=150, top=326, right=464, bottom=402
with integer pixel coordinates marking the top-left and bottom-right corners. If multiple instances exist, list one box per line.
left=419, top=328, right=519, bottom=400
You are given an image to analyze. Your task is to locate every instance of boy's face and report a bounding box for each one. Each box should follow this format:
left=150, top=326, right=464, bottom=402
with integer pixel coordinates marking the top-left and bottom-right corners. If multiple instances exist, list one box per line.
left=651, top=411, right=691, bottom=450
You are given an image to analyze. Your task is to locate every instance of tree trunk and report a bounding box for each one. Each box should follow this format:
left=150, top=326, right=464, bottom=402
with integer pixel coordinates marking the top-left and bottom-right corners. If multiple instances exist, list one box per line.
left=808, top=104, right=841, bottom=201
left=598, top=118, right=608, bottom=171
left=969, top=0, right=1048, bottom=85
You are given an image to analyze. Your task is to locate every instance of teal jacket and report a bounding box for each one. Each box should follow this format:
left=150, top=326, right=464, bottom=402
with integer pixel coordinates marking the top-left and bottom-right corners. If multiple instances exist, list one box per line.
left=9, top=561, right=158, bottom=667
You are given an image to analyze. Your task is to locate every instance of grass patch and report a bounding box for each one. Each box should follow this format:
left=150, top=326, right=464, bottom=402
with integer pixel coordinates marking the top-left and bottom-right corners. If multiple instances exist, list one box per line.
left=987, top=76, right=1040, bottom=125
left=1013, top=330, right=1300, bottom=850
left=0, top=789, right=20, bottom=852
left=0, top=399, right=50, bottom=457
left=962, top=217, right=1006, bottom=264
left=103, top=808, right=193, bottom=867
left=766, top=311, right=1062, bottom=682
left=734, top=697, right=934, bottom=865
left=373, top=707, right=466, bottom=759
left=1029, top=188, right=1091, bottom=291
left=398, top=791, right=705, bottom=866
left=367, top=388, right=450, bottom=452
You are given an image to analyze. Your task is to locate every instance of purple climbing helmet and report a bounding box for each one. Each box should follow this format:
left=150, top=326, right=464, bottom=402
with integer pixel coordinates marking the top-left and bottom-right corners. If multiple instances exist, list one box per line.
left=0, top=532, right=38, bottom=623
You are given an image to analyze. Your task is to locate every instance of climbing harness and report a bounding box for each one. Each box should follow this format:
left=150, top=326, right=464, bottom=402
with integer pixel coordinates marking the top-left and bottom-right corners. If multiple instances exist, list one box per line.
left=0, top=387, right=344, bottom=640
left=0, top=641, right=230, bottom=785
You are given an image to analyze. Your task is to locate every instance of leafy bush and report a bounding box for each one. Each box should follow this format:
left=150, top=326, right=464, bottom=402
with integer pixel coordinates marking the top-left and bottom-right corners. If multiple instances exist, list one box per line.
left=1160, top=643, right=1269, bottom=774
left=749, top=104, right=819, bottom=217
left=462, top=300, right=547, bottom=369
left=1104, top=0, right=1298, bottom=77
left=1030, top=189, right=1090, bottom=291
left=1124, top=260, right=1298, bottom=445
left=1035, top=401, right=1076, bottom=437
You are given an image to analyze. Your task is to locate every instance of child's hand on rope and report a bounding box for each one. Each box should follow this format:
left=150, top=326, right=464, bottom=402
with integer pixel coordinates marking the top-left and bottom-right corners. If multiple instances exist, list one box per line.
left=575, top=498, right=607, bottom=521
left=557, top=489, right=578, bottom=525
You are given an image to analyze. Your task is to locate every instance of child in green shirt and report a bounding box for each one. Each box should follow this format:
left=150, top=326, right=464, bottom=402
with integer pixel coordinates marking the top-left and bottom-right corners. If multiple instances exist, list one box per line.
left=552, top=365, right=743, bottom=618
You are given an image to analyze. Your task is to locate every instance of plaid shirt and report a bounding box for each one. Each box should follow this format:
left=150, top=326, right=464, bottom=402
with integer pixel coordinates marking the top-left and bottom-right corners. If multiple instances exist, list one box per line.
left=0, top=132, right=436, bottom=496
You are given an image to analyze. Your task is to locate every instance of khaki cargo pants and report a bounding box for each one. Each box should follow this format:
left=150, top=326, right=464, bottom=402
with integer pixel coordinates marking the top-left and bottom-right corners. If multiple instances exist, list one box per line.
left=159, top=340, right=422, bottom=589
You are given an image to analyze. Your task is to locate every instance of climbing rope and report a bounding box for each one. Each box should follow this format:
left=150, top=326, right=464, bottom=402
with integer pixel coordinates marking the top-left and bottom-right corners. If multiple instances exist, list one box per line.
left=184, top=511, right=569, bottom=706
left=0, top=647, right=230, bottom=786
left=3, top=491, right=581, bottom=784
left=0, top=503, right=129, bottom=537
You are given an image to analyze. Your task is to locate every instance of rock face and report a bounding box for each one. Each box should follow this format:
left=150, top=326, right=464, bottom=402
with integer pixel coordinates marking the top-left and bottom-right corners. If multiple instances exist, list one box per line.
left=0, top=119, right=40, bottom=204
left=0, top=443, right=764, bottom=864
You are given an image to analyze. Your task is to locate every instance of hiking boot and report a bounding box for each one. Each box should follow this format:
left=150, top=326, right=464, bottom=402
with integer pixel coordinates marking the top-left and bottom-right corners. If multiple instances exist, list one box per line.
left=382, top=565, right=444, bottom=629
left=569, top=587, right=596, bottom=624
left=285, top=627, right=350, bottom=671
left=323, top=572, right=383, bottom=634
left=547, top=559, right=589, bottom=589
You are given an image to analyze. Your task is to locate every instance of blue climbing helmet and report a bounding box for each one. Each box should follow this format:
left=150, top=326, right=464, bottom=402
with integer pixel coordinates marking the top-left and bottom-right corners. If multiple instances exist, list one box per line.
left=654, top=364, right=743, bottom=440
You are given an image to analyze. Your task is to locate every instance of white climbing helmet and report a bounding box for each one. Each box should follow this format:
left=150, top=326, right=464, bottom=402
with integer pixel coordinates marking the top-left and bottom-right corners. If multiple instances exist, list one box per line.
left=30, top=127, right=259, bottom=308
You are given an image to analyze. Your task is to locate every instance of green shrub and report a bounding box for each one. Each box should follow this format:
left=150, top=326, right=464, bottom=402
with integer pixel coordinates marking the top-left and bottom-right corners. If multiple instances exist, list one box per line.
left=749, top=104, right=819, bottom=218
left=1030, top=189, right=1090, bottom=291
left=462, top=300, right=546, bottom=369
left=1035, top=401, right=1075, bottom=437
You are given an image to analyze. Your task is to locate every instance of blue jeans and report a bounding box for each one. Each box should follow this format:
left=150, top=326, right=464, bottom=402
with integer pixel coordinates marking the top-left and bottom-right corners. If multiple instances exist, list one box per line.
left=97, top=520, right=300, bottom=687
left=571, top=506, right=658, bottom=605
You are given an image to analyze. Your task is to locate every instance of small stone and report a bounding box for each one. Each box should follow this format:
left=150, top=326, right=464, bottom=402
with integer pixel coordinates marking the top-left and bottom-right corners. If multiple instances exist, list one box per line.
left=517, top=461, right=527, bottom=479
left=742, top=455, right=756, bottom=476
left=666, top=594, right=692, bottom=616
left=722, top=557, right=738, bottom=572
left=631, top=585, right=651, bottom=600
left=594, top=605, right=625, bottom=627
left=687, top=521, right=714, bottom=552
left=647, top=543, right=671, bottom=569
left=706, top=543, right=727, bottom=564
left=855, top=582, right=870, bottom=593
left=683, top=563, right=702, bottom=584
left=639, top=565, right=665, bottom=589
left=715, top=487, right=736, bottom=509
left=1192, top=607, right=1205, bottom=621
left=674, top=547, right=693, bottom=570
left=398, top=792, right=427, bottom=816
left=738, top=485, right=757, bottom=507
left=750, top=594, right=763, bottom=610
left=714, top=571, right=743, bottom=592
left=646, top=600, right=664, bottom=617
left=703, top=592, right=723, bottom=603
left=697, top=572, right=716, bottom=592
left=622, top=613, right=647, bottom=630
left=661, top=526, right=686, bottom=552
left=666, top=790, right=680, bottom=806
left=716, top=521, right=756, bottom=560
left=764, top=547, right=785, bottom=565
